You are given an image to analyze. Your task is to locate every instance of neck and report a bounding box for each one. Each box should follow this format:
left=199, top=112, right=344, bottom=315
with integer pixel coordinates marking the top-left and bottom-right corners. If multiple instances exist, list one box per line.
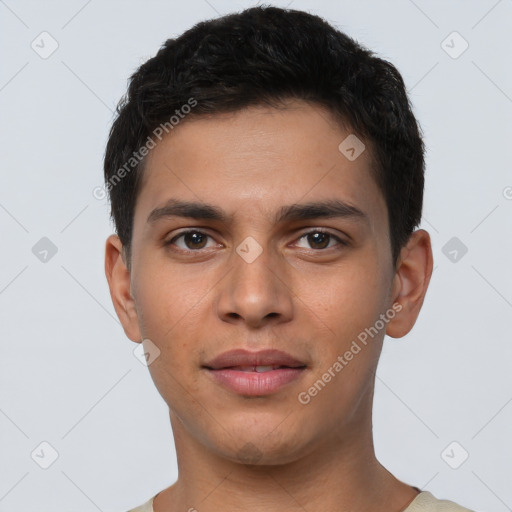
left=153, top=400, right=419, bottom=512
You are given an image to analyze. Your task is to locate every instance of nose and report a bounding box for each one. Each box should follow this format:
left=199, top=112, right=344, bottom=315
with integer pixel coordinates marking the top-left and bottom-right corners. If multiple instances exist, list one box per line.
left=215, top=242, right=294, bottom=329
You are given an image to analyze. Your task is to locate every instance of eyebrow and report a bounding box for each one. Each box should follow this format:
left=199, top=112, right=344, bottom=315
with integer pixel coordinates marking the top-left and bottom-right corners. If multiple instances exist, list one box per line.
left=147, top=198, right=368, bottom=226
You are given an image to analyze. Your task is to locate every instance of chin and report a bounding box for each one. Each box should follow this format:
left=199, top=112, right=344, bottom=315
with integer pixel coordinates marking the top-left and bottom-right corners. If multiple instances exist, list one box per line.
left=221, top=441, right=306, bottom=467
left=215, top=423, right=314, bottom=467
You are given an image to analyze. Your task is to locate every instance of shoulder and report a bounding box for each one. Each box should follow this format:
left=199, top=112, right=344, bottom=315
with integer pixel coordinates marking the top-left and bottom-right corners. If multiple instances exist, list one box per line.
left=405, top=491, right=476, bottom=512
left=125, top=495, right=155, bottom=512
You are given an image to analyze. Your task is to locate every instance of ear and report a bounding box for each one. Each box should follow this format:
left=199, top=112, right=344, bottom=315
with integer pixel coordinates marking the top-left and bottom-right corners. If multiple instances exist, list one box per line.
left=104, top=234, right=142, bottom=343
left=386, top=229, right=433, bottom=338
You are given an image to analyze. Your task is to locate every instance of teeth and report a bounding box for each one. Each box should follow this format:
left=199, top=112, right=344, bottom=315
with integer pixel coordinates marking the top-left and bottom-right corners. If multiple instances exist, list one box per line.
left=235, top=365, right=281, bottom=372
left=255, top=365, right=277, bottom=373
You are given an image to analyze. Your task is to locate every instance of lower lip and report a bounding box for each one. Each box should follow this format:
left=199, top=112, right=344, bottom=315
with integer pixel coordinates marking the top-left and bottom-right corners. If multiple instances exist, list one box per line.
left=206, top=368, right=305, bottom=396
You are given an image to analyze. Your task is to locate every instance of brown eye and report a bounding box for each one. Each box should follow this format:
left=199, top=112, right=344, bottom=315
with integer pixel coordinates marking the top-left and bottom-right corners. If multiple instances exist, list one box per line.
left=295, top=229, right=347, bottom=250
left=167, top=230, right=213, bottom=251
left=307, top=232, right=330, bottom=249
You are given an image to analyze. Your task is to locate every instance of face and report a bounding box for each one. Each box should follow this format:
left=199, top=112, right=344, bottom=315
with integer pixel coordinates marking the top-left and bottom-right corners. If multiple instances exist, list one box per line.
left=106, top=100, right=431, bottom=465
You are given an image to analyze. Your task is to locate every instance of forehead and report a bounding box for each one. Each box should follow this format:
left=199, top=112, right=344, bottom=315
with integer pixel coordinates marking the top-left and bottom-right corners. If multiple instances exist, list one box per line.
left=133, top=101, right=386, bottom=232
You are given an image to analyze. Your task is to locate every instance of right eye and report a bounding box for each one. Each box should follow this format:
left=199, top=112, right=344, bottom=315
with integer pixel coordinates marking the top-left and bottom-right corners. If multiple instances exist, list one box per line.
left=165, top=230, right=218, bottom=252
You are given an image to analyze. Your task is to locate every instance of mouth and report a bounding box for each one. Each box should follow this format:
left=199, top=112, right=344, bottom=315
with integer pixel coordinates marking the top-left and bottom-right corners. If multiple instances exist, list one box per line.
left=220, top=365, right=304, bottom=372
left=203, top=349, right=308, bottom=396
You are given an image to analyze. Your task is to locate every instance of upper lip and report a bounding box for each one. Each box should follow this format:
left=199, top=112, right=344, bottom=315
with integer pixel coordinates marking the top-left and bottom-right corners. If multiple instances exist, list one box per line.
left=203, top=349, right=307, bottom=370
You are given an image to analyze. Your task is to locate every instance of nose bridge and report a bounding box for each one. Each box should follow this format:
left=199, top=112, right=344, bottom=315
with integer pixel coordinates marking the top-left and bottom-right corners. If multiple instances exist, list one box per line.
left=216, top=235, right=293, bottom=326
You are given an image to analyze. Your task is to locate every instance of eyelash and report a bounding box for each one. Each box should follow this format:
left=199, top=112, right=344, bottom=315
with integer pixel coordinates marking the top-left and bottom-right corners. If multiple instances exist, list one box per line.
left=165, top=228, right=348, bottom=253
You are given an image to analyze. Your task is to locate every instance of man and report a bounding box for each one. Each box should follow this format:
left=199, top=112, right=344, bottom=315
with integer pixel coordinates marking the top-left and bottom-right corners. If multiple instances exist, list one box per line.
left=104, top=6, right=474, bottom=512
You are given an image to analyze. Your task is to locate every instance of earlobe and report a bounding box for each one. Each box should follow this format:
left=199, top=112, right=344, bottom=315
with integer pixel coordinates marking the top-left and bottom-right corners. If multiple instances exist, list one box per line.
left=386, top=229, right=433, bottom=339
left=104, top=234, right=142, bottom=343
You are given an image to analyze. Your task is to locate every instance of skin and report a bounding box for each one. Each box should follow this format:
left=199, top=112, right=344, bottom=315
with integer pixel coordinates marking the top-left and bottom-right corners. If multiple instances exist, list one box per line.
left=105, top=99, right=433, bottom=512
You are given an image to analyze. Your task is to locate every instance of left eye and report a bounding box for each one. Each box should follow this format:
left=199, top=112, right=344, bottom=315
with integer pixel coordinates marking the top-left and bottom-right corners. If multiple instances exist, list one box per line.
left=295, top=230, right=345, bottom=250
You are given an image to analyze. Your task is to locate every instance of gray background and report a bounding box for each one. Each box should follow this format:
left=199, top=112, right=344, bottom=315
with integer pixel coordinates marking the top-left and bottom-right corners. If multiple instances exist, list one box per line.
left=1, top=0, right=511, bottom=511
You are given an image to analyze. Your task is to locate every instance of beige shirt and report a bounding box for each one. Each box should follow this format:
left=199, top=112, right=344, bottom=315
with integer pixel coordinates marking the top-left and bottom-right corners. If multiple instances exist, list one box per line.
left=127, top=490, right=475, bottom=512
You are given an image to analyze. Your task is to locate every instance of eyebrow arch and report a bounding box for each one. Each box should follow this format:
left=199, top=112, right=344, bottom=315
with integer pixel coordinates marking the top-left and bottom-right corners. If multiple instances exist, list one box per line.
left=147, top=198, right=368, bottom=225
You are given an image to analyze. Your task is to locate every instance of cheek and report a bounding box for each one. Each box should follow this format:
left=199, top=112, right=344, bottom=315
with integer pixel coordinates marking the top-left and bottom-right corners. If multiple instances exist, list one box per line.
left=134, top=256, right=202, bottom=335
left=294, top=262, right=385, bottom=423
left=137, top=269, right=206, bottom=410
left=298, top=257, right=388, bottom=350
left=132, top=260, right=211, bottom=398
